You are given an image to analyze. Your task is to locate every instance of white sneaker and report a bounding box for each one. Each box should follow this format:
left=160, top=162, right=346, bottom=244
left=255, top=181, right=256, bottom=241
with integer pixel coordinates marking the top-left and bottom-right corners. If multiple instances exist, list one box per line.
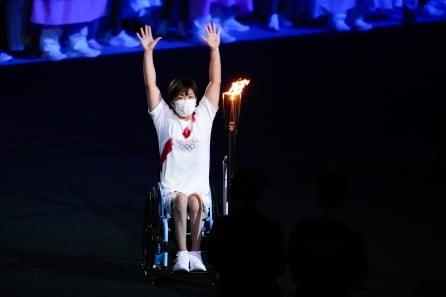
left=268, top=13, right=280, bottom=31
left=172, top=251, right=190, bottom=272
left=424, top=3, right=445, bottom=17
left=219, top=28, right=236, bottom=43
left=189, top=251, right=206, bottom=272
left=108, top=30, right=140, bottom=47
left=0, top=52, right=13, bottom=63
left=66, top=46, right=100, bottom=58
left=334, top=19, right=351, bottom=32
left=42, top=50, right=67, bottom=61
left=87, top=39, right=102, bottom=50
left=223, top=17, right=250, bottom=32
left=354, top=18, right=373, bottom=31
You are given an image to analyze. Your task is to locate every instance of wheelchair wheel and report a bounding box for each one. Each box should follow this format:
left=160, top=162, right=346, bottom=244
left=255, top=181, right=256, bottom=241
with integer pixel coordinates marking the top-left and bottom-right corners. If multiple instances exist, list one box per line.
left=141, top=185, right=163, bottom=284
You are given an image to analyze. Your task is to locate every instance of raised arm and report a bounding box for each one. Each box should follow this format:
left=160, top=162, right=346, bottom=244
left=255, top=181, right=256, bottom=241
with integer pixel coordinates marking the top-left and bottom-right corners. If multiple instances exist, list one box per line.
left=136, top=25, right=163, bottom=111
left=199, top=22, right=222, bottom=109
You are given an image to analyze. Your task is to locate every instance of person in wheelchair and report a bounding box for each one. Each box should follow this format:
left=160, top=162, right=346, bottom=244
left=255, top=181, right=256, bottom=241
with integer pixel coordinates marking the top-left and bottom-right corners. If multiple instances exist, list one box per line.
left=136, top=22, right=221, bottom=273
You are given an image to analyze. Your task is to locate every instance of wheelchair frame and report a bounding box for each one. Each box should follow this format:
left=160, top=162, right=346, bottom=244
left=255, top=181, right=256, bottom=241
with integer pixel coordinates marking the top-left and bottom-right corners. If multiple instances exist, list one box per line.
left=141, top=181, right=221, bottom=284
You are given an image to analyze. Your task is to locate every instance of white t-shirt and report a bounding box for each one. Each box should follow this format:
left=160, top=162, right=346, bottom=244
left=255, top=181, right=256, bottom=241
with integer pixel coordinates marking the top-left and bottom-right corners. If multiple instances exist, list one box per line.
left=149, top=97, right=218, bottom=196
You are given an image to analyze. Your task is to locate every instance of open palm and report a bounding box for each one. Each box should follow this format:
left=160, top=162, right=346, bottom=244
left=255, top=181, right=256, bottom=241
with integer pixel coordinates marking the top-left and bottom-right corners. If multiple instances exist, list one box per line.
left=136, top=25, right=162, bottom=51
left=200, top=22, right=221, bottom=49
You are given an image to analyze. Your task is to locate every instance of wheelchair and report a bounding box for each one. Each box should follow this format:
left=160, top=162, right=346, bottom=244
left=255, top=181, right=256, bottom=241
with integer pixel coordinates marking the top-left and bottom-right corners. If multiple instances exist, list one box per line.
left=141, top=181, right=221, bottom=285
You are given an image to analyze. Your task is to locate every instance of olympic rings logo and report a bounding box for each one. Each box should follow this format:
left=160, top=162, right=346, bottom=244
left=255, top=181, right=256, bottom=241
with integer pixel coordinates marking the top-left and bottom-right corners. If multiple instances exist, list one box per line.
left=176, top=138, right=199, bottom=151
left=178, top=143, right=196, bottom=151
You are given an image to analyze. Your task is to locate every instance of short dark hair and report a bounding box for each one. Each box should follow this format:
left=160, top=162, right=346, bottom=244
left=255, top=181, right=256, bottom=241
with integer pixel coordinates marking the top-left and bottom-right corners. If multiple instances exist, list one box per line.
left=166, top=78, right=200, bottom=108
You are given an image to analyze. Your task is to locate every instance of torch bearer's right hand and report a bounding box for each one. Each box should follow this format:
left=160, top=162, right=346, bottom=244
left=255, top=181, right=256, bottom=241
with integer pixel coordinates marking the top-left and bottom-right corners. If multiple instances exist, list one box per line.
left=136, top=25, right=162, bottom=52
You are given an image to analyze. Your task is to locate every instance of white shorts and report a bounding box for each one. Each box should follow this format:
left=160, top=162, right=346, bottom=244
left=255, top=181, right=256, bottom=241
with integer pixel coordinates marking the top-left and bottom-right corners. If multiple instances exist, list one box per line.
left=162, top=191, right=211, bottom=219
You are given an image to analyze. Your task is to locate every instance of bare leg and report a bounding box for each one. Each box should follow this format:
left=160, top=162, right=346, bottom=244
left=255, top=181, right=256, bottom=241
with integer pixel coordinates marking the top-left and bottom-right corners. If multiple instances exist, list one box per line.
left=188, top=194, right=203, bottom=251
left=187, top=194, right=207, bottom=271
left=173, top=193, right=188, bottom=251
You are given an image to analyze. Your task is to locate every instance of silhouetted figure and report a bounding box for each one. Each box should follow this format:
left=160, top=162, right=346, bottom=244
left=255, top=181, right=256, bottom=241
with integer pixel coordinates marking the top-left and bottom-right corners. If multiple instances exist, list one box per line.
left=288, top=169, right=368, bottom=297
left=207, top=165, right=286, bottom=297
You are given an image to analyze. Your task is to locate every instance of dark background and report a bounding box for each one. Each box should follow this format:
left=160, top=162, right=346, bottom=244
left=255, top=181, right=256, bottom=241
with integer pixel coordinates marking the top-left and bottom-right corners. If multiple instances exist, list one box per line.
left=1, top=21, right=445, bottom=297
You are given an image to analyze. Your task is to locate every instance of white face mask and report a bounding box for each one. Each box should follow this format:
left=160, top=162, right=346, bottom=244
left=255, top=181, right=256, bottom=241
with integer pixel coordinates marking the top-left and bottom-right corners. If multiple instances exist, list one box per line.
left=174, top=99, right=196, bottom=117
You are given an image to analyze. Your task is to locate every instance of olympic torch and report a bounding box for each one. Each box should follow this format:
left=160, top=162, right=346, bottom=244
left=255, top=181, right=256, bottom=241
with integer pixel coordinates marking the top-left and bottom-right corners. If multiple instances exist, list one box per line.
left=221, top=78, right=250, bottom=215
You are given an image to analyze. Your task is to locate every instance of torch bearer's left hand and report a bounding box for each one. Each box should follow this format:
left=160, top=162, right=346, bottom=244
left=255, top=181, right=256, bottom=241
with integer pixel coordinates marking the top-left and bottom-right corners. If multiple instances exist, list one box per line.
left=200, top=22, right=221, bottom=50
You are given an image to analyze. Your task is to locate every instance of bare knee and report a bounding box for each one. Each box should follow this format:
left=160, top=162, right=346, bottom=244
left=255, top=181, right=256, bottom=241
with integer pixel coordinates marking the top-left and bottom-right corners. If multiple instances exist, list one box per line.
left=173, top=193, right=188, bottom=216
left=187, top=194, right=202, bottom=217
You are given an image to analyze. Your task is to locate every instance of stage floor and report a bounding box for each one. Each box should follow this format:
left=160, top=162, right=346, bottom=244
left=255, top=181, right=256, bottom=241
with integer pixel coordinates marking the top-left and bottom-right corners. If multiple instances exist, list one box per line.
left=1, top=7, right=446, bottom=67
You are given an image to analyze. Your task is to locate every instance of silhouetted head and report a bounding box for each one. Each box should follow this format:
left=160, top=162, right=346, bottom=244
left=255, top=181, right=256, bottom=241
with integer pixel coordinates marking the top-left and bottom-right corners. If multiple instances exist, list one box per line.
left=166, top=77, right=200, bottom=109
left=229, top=166, right=265, bottom=206
left=316, top=169, right=345, bottom=210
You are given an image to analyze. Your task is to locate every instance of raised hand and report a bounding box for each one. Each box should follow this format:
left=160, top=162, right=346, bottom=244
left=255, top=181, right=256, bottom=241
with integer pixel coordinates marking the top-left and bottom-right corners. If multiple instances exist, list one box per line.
left=200, top=22, right=221, bottom=49
left=136, top=25, right=162, bottom=51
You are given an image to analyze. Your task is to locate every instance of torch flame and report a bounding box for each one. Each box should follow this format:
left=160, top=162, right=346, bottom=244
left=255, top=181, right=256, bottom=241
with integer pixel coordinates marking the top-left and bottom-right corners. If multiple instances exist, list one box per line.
left=222, top=78, right=249, bottom=132
left=223, top=78, right=250, bottom=97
